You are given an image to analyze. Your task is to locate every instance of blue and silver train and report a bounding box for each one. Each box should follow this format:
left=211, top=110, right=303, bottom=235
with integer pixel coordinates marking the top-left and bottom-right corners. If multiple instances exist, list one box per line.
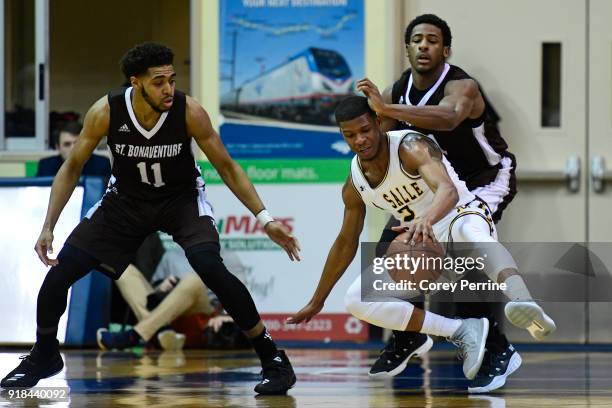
left=221, top=47, right=355, bottom=125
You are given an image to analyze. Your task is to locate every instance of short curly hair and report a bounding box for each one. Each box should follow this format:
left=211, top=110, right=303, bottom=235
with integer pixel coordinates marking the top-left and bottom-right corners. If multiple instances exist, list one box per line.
left=335, top=96, right=375, bottom=124
left=119, top=42, right=174, bottom=79
left=405, top=14, right=452, bottom=47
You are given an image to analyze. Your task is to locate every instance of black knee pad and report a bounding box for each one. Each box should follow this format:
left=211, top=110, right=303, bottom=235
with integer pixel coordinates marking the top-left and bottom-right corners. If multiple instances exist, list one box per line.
left=185, top=242, right=223, bottom=267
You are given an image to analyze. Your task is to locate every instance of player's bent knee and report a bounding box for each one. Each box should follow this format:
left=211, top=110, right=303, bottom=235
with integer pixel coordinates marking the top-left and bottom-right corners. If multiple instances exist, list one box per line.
left=344, top=278, right=362, bottom=314
left=185, top=242, right=222, bottom=263
left=452, top=215, right=495, bottom=243
left=346, top=299, right=414, bottom=331
left=344, top=289, right=361, bottom=318
left=344, top=294, right=369, bottom=325
left=344, top=280, right=415, bottom=331
left=179, top=272, right=206, bottom=294
left=184, top=243, right=228, bottom=282
left=484, top=246, right=519, bottom=282
left=181, top=271, right=204, bottom=285
left=451, top=217, right=518, bottom=281
left=344, top=280, right=377, bottom=325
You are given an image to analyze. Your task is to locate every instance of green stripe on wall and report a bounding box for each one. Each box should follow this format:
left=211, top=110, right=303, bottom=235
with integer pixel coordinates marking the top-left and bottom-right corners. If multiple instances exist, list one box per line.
left=24, top=159, right=351, bottom=183
left=198, top=159, right=350, bottom=184
left=25, top=161, right=39, bottom=177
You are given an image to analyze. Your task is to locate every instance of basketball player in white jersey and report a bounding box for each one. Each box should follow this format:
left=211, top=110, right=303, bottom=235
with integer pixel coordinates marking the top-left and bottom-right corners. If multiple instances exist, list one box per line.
left=357, top=14, right=523, bottom=393
left=288, top=96, right=555, bottom=382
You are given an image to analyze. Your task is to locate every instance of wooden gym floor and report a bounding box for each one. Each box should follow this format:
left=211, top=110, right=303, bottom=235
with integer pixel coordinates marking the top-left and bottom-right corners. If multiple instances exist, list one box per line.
left=0, top=347, right=611, bottom=407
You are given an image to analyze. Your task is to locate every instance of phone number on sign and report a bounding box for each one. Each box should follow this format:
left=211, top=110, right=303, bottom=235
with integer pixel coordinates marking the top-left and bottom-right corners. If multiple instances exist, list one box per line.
left=263, top=319, right=332, bottom=332
left=7, top=387, right=69, bottom=401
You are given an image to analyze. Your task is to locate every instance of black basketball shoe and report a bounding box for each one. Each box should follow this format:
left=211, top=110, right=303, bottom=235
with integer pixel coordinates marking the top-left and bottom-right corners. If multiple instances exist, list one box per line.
left=369, top=333, right=433, bottom=378
left=1, top=342, right=64, bottom=388
left=254, top=350, right=296, bottom=395
left=468, top=344, right=522, bottom=393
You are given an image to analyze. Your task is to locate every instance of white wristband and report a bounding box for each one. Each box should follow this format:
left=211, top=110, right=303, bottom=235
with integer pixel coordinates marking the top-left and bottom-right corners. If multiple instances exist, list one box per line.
left=256, top=209, right=275, bottom=226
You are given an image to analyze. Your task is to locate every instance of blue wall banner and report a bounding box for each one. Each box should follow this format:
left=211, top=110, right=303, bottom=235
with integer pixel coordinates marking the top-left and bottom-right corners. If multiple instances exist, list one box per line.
left=220, top=120, right=352, bottom=158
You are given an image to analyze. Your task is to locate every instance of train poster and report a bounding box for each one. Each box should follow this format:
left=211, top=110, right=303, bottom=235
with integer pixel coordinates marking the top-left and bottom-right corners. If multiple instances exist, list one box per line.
left=219, top=0, right=364, bottom=158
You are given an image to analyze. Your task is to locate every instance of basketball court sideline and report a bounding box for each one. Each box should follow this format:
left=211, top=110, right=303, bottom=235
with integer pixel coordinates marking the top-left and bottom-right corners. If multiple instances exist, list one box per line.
left=0, top=348, right=610, bottom=407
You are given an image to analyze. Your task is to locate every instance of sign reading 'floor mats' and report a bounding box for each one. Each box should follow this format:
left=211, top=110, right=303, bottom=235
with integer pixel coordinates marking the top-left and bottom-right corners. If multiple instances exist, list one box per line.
left=219, top=0, right=364, bottom=158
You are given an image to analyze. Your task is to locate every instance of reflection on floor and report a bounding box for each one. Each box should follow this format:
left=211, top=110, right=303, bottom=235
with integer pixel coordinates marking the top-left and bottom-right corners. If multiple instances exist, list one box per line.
left=0, top=348, right=611, bottom=407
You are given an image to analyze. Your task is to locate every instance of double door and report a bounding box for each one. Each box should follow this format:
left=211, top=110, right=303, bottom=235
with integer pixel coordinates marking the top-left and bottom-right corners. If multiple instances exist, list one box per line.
left=404, top=0, right=612, bottom=342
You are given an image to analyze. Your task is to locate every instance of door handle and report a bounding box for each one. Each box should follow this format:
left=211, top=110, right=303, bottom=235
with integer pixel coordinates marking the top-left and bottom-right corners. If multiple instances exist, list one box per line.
left=590, top=155, right=612, bottom=193
left=516, top=155, right=581, bottom=193
left=565, top=155, right=581, bottom=193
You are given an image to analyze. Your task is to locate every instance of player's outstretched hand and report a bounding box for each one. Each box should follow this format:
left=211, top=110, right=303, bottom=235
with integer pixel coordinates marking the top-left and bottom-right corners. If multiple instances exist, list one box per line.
left=35, top=228, right=58, bottom=267
left=356, top=77, right=385, bottom=114
left=286, top=301, right=323, bottom=324
left=264, top=221, right=301, bottom=261
left=391, top=218, right=437, bottom=246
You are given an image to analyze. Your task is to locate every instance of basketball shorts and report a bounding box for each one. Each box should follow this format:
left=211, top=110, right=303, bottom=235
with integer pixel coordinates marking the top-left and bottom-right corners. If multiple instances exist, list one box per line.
left=66, top=186, right=218, bottom=279
left=382, top=197, right=496, bottom=244
left=434, top=197, right=496, bottom=243
left=470, top=154, right=517, bottom=223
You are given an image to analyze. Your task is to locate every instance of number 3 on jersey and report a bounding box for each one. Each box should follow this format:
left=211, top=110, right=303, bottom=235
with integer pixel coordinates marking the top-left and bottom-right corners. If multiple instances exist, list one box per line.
left=136, top=162, right=165, bottom=187
left=398, top=204, right=415, bottom=222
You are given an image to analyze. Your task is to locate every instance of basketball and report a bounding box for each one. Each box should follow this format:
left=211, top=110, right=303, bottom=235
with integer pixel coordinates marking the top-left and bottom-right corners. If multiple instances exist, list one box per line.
left=384, top=232, right=445, bottom=285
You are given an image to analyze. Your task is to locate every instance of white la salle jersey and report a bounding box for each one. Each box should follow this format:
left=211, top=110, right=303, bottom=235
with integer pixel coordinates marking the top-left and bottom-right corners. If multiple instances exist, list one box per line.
left=350, top=130, right=474, bottom=225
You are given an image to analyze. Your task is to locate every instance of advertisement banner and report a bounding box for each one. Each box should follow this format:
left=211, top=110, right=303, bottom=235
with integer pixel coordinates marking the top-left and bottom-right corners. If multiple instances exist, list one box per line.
left=204, top=181, right=367, bottom=340
left=219, top=0, right=364, bottom=158
left=259, top=313, right=367, bottom=341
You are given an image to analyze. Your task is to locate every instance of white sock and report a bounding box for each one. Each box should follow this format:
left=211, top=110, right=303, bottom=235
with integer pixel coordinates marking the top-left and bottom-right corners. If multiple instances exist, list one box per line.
left=420, top=311, right=462, bottom=337
left=503, top=275, right=533, bottom=301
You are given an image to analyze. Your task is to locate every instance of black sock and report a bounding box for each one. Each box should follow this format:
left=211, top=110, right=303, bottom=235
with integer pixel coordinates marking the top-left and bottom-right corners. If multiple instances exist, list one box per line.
left=35, top=331, right=59, bottom=356
left=250, top=328, right=278, bottom=364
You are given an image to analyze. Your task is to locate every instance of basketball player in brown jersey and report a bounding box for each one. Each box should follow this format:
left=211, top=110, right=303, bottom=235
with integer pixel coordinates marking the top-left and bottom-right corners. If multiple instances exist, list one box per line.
left=1, top=42, right=299, bottom=395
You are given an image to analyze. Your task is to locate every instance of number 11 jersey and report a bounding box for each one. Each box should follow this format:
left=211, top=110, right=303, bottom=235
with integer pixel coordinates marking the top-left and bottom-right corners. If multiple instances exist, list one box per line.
left=106, top=87, right=202, bottom=200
